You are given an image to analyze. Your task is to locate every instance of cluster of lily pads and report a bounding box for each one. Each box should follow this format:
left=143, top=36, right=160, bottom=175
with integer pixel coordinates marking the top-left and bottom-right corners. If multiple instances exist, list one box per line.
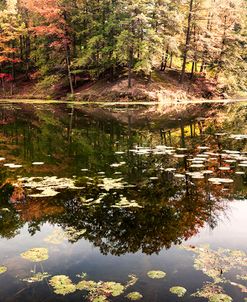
left=126, top=141, right=246, bottom=188
left=1, top=222, right=247, bottom=302
left=182, top=244, right=247, bottom=302
left=0, top=156, right=45, bottom=170
left=6, top=242, right=247, bottom=301
left=17, top=176, right=84, bottom=197
left=0, top=244, right=187, bottom=301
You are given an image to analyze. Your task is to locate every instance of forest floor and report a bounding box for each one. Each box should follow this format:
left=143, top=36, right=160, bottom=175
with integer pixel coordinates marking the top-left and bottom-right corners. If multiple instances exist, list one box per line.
left=0, top=68, right=227, bottom=103
left=72, top=69, right=222, bottom=102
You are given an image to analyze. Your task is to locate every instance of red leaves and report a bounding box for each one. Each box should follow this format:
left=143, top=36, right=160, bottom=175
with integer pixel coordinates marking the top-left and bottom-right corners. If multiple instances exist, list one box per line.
left=0, top=73, right=14, bottom=81
left=0, top=56, right=21, bottom=63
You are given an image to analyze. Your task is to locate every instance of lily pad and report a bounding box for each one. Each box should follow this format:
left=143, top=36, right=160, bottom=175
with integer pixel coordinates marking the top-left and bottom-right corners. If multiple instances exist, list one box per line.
left=22, top=272, right=51, bottom=283
left=21, top=248, right=48, bottom=262
left=236, top=274, right=247, bottom=281
left=32, top=162, right=44, bottom=165
left=183, top=245, right=247, bottom=284
left=193, top=283, right=232, bottom=302
left=92, top=295, right=108, bottom=302
left=209, top=294, right=232, bottom=302
left=49, top=275, right=76, bottom=295
left=170, top=286, right=187, bottom=297
left=103, top=282, right=124, bottom=296
left=77, top=280, right=97, bottom=291
left=65, top=227, right=87, bottom=242
left=147, top=270, right=166, bottom=279
left=44, top=229, right=65, bottom=244
left=126, top=292, right=143, bottom=300
left=0, top=266, right=7, bottom=274
left=77, top=280, right=125, bottom=301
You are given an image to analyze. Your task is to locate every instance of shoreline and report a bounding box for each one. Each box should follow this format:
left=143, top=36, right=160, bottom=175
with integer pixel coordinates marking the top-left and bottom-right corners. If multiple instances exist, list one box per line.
left=0, top=98, right=246, bottom=105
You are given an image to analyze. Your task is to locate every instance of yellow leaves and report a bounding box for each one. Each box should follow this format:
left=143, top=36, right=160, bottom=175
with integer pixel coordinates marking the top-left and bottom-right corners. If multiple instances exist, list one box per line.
left=6, top=0, right=17, bottom=13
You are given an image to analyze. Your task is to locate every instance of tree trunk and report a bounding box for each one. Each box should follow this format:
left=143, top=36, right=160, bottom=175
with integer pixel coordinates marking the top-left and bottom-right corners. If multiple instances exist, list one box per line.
left=160, top=53, right=165, bottom=71
left=161, top=47, right=168, bottom=71
left=20, top=36, right=23, bottom=61
left=200, top=60, right=205, bottom=72
left=164, top=47, right=169, bottom=71
left=169, top=53, right=173, bottom=68
left=66, top=46, right=74, bottom=95
left=215, top=15, right=227, bottom=80
left=25, top=36, right=31, bottom=79
left=128, top=47, right=133, bottom=89
left=180, top=0, right=194, bottom=83
left=190, top=61, right=195, bottom=79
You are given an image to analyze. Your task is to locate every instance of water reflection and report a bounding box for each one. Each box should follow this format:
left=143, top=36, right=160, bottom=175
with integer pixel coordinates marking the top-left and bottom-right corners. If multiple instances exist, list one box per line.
left=0, top=103, right=246, bottom=256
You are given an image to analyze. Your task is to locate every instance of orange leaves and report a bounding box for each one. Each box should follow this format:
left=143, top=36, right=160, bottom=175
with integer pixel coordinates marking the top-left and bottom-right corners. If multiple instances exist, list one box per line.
left=0, top=56, right=10, bottom=63
left=1, top=46, right=18, bottom=54
left=33, top=25, right=65, bottom=37
left=20, top=0, right=71, bottom=49
left=20, top=0, right=62, bottom=22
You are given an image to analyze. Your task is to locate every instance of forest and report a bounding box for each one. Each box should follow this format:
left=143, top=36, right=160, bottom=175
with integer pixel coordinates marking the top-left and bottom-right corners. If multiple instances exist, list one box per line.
left=0, top=0, right=246, bottom=99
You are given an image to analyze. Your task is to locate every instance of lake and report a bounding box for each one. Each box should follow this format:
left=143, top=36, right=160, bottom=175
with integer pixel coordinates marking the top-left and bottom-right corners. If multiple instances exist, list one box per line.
left=0, top=102, right=246, bottom=302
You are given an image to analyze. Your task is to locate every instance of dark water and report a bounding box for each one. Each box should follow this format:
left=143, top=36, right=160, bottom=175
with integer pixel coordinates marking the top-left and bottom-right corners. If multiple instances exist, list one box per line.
left=0, top=103, right=246, bottom=302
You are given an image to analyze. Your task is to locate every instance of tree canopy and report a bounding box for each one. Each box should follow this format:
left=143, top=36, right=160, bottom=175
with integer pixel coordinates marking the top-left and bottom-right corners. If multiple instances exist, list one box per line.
left=0, top=0, right=246, bottom=95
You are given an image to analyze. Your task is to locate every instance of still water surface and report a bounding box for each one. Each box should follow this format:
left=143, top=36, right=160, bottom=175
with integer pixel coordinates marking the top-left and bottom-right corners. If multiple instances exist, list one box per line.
left=0, top=103, right=246, bottom=302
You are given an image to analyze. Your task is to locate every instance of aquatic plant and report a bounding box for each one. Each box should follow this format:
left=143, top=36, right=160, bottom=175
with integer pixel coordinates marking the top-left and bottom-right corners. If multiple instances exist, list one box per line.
left=44, top=227, right=86, bottom=244
left=147, top=270, right=166, bottom=279
left=19, top=176, right=82, bottom=197
left=100, top=282, right=125, bottom=296
left=77, top=280, right=125, bottom=301
left=22, top=272, right=51, bottom=283
left=236, top=274, right=247, bottom=281
left=20, top=248, right=49, bottom=262
left=97, top=177, right=125, bottom=191
left=49, top=275, right=76, bottom=295
left=92, top=295, right=108, bottom=302
left=126, top=274, right=138, bottom=288
left=77, top=280, right=98, bottom=291
left=65, top=226, right=87, bottom=242
left=182, top=245, right=247, bottom=284
left=126, top=292, right=143, bottom=300
left=169, top=286, right=187, bottom=297
left=112, top=196, right=142, bottom=208
left=44, top=229, right=65, bottom=244
left=0, top=266, right=7, bottom=274
left=193, top=283, right=232, bottom=302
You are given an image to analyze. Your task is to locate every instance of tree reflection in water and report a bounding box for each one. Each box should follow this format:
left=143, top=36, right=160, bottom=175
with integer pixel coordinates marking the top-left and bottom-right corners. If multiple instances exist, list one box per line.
left=0, top=103, right=246, bottom=256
